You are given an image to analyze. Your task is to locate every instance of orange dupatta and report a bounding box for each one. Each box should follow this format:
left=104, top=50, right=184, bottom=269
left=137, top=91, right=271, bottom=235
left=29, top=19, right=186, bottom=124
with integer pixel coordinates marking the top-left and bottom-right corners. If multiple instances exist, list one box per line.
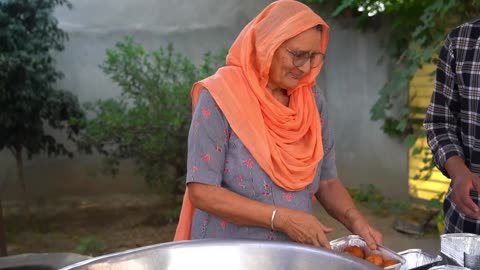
left=175, top=0, right=330, bottom=241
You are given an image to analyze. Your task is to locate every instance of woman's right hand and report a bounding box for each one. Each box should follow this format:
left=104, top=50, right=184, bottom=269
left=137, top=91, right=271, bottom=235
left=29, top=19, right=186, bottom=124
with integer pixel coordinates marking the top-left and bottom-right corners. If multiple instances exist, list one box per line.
left=274, top=207, right=333, bottom=248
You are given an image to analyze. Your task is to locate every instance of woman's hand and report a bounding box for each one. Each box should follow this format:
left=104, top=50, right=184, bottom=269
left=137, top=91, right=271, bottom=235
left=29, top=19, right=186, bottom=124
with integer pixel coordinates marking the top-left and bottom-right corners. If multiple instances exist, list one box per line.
left=346, top=209, right=383, bottom=250
left=274, top=207, right=333, bottom=248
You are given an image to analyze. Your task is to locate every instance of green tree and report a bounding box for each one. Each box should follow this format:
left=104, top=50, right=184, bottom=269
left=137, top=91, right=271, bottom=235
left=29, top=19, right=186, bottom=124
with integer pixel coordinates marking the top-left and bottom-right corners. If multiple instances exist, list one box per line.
left=0, top=0, right=85, bottom=254
left=79, top=37, right=225, bottom=199
left=0, top=171, right=6, bottom=256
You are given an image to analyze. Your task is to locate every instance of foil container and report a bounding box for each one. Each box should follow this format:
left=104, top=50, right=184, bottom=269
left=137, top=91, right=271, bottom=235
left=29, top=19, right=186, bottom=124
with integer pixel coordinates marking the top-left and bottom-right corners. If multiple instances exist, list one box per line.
left=330, top=235, right=406, bottom=270
left=428, top=266, right=471, bottom=270
left=441, top=233, right=480, bottom=267
left=398, top=249, right=443, bottom=270
left=464, top=253, right=480, bottom=270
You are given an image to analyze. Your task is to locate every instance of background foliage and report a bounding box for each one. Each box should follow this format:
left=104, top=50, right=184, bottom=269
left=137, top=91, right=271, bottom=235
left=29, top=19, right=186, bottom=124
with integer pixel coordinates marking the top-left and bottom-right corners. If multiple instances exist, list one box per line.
left=301, top=0, right=480, bottom=188
left=0, top=0, right=85, bottom=255
left=0, top=0, right=84, bottom=173
left=302, top=0, right=480, bottom=142
left=79, top=37, right=226, bottom=197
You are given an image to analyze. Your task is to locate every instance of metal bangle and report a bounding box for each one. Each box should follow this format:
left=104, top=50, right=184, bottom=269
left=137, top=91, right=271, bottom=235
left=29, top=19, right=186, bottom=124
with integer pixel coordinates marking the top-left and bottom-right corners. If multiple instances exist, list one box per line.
left=270, top=207, right=278, bottom=231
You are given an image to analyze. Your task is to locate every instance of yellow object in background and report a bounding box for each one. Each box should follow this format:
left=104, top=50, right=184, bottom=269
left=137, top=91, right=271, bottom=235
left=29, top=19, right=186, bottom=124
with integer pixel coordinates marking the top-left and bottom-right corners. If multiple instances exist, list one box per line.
left=408, top=63, right=450, bottom=201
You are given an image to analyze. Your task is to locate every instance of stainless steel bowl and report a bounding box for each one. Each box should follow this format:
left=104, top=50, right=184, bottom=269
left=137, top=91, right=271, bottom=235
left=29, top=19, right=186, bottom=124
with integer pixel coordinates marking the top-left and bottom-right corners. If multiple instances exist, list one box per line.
left=60, top=239, right=383, bottom=270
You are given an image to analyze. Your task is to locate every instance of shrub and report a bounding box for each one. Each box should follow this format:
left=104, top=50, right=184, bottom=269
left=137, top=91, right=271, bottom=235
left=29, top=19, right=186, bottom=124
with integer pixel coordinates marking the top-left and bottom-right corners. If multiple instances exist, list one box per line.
left=80, top=37, right=226, bottom=196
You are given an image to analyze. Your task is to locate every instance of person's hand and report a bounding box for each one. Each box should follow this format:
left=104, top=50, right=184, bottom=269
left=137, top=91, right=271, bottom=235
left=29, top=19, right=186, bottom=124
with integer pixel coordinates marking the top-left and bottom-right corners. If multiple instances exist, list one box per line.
left=350, top=218, right=383, bottom=250
left=450, top=170, right=480, bottom=219
left=345, top=208, right=383, bottom=250
left=274, top=207, right=333, bottom=248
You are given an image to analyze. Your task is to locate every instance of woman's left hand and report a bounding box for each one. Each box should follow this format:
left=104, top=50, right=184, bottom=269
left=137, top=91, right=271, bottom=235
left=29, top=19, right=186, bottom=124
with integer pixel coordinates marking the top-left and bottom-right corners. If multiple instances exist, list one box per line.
left=347, top=210, right=384, bottom=250
left=352, top=220, right=383, bottom=250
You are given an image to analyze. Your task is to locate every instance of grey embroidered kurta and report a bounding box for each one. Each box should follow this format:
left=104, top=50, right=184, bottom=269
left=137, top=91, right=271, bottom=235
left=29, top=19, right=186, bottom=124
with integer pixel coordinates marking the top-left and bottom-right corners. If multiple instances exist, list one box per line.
left=186, top=87, right=337, bottom=241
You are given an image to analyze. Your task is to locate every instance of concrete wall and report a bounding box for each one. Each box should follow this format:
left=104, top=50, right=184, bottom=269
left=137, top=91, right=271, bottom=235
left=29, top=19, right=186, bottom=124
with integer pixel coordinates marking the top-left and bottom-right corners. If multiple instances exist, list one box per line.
left=323, top=22, right=408, bottom=198
left=0, top=0, right=408, bottom=201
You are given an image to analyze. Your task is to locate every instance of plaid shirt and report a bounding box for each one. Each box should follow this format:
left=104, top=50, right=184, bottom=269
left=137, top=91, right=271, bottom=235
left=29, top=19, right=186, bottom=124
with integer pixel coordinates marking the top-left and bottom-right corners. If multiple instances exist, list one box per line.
left=423, top=18, right=480, bottom=234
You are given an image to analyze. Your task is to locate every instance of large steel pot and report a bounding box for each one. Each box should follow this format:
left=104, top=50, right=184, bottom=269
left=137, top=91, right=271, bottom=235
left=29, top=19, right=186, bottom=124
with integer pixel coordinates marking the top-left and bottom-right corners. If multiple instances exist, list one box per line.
left=60, top=239, right=382, bottom=270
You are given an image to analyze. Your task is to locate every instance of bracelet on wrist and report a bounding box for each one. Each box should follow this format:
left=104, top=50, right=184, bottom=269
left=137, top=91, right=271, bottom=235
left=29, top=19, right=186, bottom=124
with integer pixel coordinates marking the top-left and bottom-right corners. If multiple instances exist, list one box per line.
left=270, top=207, right=278, bottom=231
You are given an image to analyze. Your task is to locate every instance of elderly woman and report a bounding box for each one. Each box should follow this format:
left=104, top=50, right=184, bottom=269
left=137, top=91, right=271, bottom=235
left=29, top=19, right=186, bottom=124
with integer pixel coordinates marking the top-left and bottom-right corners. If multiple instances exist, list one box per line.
left=175, top=0, right=383, bottom=250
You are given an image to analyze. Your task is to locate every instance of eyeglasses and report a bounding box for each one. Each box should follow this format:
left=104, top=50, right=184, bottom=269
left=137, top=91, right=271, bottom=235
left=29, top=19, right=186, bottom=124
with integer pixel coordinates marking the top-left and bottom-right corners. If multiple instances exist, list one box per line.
left=285, top=47, right=325, bottom=68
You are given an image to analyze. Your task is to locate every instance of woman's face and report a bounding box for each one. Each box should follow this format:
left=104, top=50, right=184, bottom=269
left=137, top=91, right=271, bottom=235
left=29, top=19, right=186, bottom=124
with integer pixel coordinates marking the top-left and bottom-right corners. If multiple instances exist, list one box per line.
left=268, top=27, right=323, bottom=91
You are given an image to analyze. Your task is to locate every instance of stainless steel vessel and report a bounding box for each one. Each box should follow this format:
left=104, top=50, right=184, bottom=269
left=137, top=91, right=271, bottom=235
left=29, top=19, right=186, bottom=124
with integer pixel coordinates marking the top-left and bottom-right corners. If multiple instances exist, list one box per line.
left=60, top=239, right=383, bottom=270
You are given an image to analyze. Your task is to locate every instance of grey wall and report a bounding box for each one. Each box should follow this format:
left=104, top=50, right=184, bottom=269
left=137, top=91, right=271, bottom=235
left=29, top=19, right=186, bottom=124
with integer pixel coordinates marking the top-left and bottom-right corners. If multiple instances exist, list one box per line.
left=323, top=22, right=408, bottom=198
left=0, top=0, right=408, bottom=201
left=54, top=0, right=272, bottom=102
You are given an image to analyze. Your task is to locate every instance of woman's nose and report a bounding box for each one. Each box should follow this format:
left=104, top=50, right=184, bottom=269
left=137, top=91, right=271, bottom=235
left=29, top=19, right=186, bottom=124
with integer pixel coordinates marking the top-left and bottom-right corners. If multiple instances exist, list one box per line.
left=297, top=60, right=311, bottom=74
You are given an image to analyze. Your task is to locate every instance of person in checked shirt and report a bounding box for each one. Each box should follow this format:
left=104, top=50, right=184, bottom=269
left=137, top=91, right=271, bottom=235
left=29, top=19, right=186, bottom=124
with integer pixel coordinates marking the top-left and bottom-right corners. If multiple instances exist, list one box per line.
left=424, top=18, right=480, bottom=234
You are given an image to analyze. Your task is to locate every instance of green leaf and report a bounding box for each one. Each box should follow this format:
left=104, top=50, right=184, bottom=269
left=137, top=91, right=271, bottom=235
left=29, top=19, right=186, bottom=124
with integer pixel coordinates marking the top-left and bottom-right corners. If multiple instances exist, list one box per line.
left=412, top=147, right=422, bottom=156
left=396, top=119, right=408, bottom=133
left=332, top=0, right=356, bottom=17
left=404, top=134, right=418, bottom=148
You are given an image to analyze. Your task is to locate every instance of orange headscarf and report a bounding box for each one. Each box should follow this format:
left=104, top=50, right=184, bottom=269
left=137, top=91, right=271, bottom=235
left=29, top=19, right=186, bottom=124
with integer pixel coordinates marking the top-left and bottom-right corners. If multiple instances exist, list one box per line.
left=175, top=0, right=330, bottom=240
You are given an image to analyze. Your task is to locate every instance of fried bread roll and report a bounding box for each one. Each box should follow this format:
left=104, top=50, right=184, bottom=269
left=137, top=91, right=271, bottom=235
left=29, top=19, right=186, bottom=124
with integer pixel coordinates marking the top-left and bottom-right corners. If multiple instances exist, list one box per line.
left=365, top=254, right=384, bottom=266
left=343, top=246, right=365, bottom=259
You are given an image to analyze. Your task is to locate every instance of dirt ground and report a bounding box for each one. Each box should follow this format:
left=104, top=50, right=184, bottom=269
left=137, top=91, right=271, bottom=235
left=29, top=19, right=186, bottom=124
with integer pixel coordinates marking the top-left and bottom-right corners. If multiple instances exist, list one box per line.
left=3, top=192, right=442, bottom=257
left=4, top=193, right=178, bottom=256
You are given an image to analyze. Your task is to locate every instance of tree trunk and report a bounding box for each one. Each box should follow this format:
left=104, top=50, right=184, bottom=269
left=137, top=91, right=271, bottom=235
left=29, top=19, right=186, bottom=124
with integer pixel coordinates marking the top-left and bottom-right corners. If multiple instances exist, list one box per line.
left=14, top=147, right=30, bottom=216
left=15, top=147, right=26, bottom=193
left=0, top=199, right=7, bottom=256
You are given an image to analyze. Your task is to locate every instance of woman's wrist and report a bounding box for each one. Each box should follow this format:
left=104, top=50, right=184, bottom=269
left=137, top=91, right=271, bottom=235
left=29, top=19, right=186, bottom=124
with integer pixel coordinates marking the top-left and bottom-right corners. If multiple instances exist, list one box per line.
left=343, top=207, right=355, bottom=223
left=270, top=207, right=278, bottom=230
left=343, top=207, right=364, bottom=231
left=271, top=207, right=289, bottom=232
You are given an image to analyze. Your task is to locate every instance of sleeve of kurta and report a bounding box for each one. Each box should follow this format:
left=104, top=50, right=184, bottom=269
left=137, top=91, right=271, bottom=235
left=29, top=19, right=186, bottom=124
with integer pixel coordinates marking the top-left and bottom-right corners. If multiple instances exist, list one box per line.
left=186, top=89, right=229, bottom=186
left=313, top=86, right=338, bottom=181
left=423, top=34, right=464, bottom=177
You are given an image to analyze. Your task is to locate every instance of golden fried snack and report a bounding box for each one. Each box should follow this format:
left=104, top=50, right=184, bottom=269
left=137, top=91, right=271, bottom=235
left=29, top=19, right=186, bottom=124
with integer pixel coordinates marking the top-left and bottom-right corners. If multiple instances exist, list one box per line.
left=381, top=259, right=399, bottom=267
left=365, top=254, right=384, bottom=266
left=343, top=245, right=365, bottom=259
